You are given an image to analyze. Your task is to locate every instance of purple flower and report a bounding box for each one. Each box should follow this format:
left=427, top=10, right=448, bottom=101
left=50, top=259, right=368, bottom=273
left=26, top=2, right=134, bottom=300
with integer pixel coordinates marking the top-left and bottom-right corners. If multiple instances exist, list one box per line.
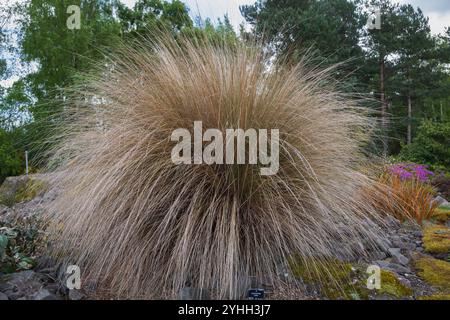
left=388, top=163, right=434, bottom=182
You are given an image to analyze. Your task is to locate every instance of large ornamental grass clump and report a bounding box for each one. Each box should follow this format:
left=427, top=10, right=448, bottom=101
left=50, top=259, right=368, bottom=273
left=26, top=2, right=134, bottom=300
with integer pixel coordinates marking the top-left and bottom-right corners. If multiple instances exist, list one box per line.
left=46, top=34, right=387, bottom=299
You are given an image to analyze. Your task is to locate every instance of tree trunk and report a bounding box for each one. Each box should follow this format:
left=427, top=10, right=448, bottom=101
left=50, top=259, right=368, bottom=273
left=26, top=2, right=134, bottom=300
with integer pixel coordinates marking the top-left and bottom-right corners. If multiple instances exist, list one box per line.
left=407, top=95, right=412, bottom=145
left=380, top=57, right=388, bottom=156
left=441, top=101, right=444, bottom=120
left=431, top=102, right=435, bottom=121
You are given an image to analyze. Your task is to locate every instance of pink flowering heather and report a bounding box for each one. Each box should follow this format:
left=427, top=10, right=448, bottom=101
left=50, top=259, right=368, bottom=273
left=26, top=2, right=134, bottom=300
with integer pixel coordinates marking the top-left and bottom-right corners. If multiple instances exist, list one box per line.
left=388, top=163, right=434, bottom=182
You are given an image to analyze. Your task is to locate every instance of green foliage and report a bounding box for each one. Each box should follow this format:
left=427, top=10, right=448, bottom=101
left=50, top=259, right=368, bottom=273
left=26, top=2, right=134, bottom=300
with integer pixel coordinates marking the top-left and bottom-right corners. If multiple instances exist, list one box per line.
left=1, top=80, right=32, bottom=130
left=20, top=0, right=121, bottom=100
left=0, top=216, right=45, bottom=274
left=14, top=0, right=122, bottom=158
left=399, top=121, right=450, bottom=171
left=117, top=0, right=192, bottom=37
left=0, top=129, right=23, bottom=183
left=181, top=15, right=238, bottom=48
left=241, top=0, right=364, bottom=68
left=0, top=0, right=448, bottom=171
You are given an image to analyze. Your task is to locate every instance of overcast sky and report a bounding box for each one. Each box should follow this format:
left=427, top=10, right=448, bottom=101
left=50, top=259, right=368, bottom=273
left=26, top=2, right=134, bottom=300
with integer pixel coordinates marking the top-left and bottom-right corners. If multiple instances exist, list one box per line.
left=394, top=0, right=450, bottom=35
left=121, top=0, right=450, bottom=35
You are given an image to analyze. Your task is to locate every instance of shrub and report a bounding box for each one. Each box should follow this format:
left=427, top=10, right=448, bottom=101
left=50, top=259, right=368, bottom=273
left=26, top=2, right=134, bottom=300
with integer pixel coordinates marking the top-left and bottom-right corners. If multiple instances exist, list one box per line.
left=46, top=35, right=386, bottom=299
left=398, top=121, right=450, bottom=171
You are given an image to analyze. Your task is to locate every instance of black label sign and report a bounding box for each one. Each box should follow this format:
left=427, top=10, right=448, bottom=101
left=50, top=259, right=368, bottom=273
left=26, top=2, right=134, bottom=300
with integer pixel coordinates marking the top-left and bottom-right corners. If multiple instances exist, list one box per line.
left=247, top=289, right=265, bottom=300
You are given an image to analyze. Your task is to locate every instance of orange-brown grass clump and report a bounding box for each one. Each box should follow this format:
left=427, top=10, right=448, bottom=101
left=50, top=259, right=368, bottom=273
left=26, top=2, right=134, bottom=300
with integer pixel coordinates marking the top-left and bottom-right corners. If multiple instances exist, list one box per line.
left=366, top=173, right=438, bottom=224
left=45, top=35, right=387, bottom=299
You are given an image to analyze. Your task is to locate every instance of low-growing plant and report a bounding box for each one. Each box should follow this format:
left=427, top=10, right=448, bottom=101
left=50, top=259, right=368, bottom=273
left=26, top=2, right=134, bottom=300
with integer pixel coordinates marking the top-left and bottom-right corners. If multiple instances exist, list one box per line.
left=0, top=217, right=47, bottom=273
left=388, top=163, right=434, bottom=182
left=365, top=169, right=438, bottom=223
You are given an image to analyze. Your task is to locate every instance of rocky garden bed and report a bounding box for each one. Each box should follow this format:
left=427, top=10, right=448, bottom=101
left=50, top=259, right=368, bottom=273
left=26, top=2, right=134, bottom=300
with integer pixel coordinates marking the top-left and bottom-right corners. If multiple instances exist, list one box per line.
left=0, top=174, right=449, bottom=300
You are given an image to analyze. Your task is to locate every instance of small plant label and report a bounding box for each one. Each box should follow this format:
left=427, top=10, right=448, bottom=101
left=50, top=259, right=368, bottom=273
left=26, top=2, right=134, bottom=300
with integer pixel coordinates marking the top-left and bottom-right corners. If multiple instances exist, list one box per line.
left=247, top=288, right=265, bottom=300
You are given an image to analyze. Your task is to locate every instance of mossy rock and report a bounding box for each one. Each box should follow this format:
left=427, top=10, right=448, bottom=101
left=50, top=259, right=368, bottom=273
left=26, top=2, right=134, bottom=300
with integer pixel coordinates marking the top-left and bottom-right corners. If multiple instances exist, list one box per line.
left=0, top=176, right=29, bottom=207
left=378, top=270, right=413, bottom=298
left=289, top=257, right=367, bottom=299
left=432, top=208, right=450, bottom=224
left=423, top=224, right=450, bottom=254
left=418, top=294, right=450, bottom=300
left=14, top=178, right=48, bottom=203
left=414, top=255, right=450, bottom=291
left=0, top=175, right=47, bottom=207
left=290, top=258, right=412, bottom=299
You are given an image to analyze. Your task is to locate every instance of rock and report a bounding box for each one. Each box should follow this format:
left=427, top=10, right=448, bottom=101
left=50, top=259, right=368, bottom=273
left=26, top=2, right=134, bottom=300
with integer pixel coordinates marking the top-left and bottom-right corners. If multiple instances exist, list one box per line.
left=0, top=270, right=46, bottom=300
left=392, top=254, right=410, bottom=267
left=0, top=292, right=8, bottom=300
left=0, top=175, right=30, bottom=206
left=0, top=204, right=12, bottom=223
left=374, top=260, right=390, bottom=269
left=370, top=251, right=387, bottom=261
left=385, top=263, right=411, bottom=275
left=0, top=204, right=8, bottom=214
left=45, top=283, right=62, bottom=294
left=31, top=288, right=61, bottom=300
left=412, top=231, right=423, bottom=238
left=34, top=256, right=58, bottom=273
left=391, top=238, right=417, bottom=251
left=388, top=248, right=410, bottom=266
left=397, top=276, right=412, bottom=289
left=385, top=216, right=401, bottom=229
left=68, top=289, right=85, bottom=300
left=433, top=196, right=450, bottom=207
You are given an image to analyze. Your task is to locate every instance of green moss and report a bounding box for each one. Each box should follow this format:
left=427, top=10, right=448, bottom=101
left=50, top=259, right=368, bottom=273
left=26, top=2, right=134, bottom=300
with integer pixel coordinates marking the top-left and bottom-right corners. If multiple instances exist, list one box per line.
left=290, top=257, right=352, bottom=283
left=290, top=258, right=416, bottom=299
left=0, top=194, right=15, bottom=207
left=379, top=270, right=413, bottom=297
left=289, top=257, right=371, bottom=300
left=433, top=208, right=450, bottom=223
left=414, top=256, right=450, bottom=291
left=418, top=294, right=450, bottom=300
left=13, top=178, right=47, bottom=203
left=423, top=224, right=450, bottom=254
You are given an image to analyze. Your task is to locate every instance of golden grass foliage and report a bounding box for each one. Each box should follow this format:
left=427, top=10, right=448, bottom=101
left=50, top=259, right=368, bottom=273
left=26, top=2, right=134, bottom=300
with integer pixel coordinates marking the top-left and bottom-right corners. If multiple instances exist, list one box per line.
left=366, top=174, right=438, bottom=224
left=45, top=35, right=387, bottom=299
